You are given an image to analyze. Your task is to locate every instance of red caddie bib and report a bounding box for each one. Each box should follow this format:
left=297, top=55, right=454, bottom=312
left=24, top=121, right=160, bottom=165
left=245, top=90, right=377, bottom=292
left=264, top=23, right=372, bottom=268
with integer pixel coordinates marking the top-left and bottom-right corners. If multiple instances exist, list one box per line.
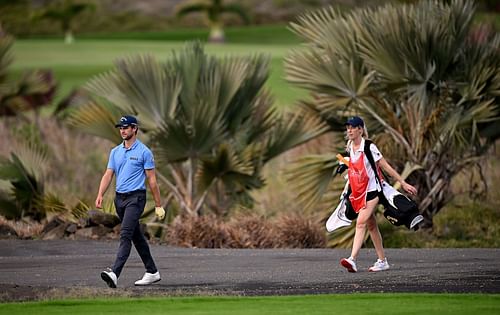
left=348, top=153, right=369, bottom=212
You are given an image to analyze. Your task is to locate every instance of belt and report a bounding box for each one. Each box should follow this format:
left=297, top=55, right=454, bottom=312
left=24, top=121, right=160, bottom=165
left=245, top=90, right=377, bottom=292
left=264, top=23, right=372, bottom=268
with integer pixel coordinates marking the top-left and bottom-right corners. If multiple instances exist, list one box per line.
left=115, top=189, right=146, bottom=197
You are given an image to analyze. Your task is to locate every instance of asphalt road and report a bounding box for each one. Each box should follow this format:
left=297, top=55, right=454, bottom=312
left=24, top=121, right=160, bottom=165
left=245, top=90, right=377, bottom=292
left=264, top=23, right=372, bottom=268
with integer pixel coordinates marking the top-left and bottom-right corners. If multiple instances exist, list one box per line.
left=0, top=240, right=499, bottom=301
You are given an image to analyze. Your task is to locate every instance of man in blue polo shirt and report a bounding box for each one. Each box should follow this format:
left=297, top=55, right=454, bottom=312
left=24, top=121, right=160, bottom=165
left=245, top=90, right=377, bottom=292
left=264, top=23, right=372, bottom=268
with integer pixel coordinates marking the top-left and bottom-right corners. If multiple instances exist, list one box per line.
left=95, top=115, right=166, bottom=288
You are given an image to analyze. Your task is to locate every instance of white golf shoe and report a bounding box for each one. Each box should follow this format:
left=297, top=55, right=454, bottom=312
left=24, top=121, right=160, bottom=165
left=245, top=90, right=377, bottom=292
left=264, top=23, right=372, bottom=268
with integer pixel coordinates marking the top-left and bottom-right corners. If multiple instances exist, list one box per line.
left=134, top=271, right=161, bottom=286
left=368, top=258, right=390, bottom=272
left=340, top=257, right=357, bottom=273
left=101, top=269, right=117, bottom=288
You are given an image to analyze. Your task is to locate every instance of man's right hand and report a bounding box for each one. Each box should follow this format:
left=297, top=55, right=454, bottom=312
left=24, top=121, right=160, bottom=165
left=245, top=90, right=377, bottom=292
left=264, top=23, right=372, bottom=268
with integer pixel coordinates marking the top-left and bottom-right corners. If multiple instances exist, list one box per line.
left=95, top=196, right=103, bottom=209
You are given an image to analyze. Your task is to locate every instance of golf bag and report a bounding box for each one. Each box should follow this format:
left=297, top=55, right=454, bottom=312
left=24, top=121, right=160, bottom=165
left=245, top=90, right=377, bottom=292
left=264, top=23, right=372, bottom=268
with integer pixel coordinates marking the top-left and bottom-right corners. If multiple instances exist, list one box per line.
left=378, top=181, right=421, bottom=229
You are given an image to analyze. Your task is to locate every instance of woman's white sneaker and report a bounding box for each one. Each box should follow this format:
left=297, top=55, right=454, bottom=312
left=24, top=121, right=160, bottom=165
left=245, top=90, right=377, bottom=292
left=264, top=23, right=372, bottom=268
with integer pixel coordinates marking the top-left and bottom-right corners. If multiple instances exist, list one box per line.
left=134, top=271, right=161, bottom=286
left=368, top=258, right=390, bottom=272
left=340, top=257, right=357, bottom=272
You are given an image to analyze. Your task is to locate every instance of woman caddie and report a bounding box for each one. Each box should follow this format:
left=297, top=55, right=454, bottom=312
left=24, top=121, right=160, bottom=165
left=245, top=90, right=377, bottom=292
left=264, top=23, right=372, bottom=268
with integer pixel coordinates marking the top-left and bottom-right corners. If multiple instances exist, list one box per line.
left=340, top=116, right=417, bottom=273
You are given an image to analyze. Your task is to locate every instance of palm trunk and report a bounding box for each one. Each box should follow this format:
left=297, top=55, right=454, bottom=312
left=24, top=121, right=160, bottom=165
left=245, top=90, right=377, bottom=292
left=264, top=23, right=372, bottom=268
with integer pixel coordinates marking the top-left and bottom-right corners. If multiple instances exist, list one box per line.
left=64, top=30, right=74, bottom=44
left=418, top=159, right=455, bottom=228
left=208, top=23, right=225, bottom=43
left=157, top=170, right=196, bottom=217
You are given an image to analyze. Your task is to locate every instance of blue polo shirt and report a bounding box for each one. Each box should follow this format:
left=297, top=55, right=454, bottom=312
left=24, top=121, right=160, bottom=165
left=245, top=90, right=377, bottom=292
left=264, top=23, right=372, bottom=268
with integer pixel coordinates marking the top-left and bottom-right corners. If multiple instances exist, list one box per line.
left=107, top=139, right=155, bottom=193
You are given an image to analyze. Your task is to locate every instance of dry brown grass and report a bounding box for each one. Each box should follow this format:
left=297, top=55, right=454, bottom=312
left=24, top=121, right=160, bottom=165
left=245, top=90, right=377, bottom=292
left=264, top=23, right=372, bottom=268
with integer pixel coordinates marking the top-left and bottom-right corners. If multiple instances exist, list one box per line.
left=167, top=214, right=228, bottom=248
left=0, top=216, right=44, bottom=239
left=225, top=214, right=275, bottom=248
left=273, top=212, right=326, bottom=248
left=167, top=212, right=326, bottom=248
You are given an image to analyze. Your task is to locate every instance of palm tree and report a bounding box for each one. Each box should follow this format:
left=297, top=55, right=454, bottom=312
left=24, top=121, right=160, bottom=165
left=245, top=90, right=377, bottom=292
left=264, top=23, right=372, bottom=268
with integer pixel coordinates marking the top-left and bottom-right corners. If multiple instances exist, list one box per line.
left=176, top=0, right=251, bottom=43
left=284, top=0, right=500, bottom=228
left=66, top=42, right=326, bottom=217
left=0, top=142, right=48, bottom=220
left=36, top=0, right=94, bottom=44
left=0, top=34, right=56, bottom=117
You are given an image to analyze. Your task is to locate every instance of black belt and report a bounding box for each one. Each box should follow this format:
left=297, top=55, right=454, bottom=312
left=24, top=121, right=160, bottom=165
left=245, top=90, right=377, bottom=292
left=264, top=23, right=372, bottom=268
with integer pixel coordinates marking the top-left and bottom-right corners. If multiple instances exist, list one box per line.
left=115, top=189, right=146, bottom=197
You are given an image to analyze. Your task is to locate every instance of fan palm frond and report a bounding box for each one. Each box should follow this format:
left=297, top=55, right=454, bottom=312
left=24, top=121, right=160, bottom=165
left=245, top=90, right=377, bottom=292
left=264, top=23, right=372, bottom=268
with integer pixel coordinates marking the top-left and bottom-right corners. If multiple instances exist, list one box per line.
left=85, top=54, right=181, bottom=131
left=286, top=154, right=338, bottom=211
left=285, top=49, right=374, bottom=107
left=0, top=150, right=45, bottom=220
left=197, top=143, right=255, bottom=191
left=66, top=97, right=122, bottom=143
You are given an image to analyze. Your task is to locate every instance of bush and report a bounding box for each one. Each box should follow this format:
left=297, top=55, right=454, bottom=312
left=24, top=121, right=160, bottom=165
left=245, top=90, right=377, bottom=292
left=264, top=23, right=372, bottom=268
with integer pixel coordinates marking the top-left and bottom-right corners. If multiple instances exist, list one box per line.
left=167, top=215, right=228, bottom=248
left=225, top=214, right=275, bottom=248
left=167, top=212, right=326, bottom=248
left=274, top=213, right=326, bottom=248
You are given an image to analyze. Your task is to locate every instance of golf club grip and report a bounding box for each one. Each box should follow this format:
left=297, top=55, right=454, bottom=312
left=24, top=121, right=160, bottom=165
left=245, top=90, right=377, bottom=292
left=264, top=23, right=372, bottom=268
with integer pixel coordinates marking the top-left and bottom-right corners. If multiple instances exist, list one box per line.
left=336, top=154, right=349, bottom=167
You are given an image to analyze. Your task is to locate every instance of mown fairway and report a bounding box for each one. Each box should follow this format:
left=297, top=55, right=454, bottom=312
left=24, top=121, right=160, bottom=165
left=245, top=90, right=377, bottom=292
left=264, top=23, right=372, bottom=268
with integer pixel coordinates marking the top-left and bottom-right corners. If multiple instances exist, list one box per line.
left=0, top=294, right=499, bottom=315
left=11, top=38, right=307, bottom=108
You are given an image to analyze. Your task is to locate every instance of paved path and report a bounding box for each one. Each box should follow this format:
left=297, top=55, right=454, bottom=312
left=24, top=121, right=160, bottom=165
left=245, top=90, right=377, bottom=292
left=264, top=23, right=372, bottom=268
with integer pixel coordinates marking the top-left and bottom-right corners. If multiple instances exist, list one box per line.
left=0, top=240, right=499, bottom=301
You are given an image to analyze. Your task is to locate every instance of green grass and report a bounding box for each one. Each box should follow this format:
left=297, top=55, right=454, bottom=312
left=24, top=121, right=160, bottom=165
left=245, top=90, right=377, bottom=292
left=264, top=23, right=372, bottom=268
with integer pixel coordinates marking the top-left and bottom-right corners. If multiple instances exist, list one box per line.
left=1, top=294, right=499, bottom=315
left=11, top=25, right=308, bottom=108
left=78, top=25, right=303, bottom=45
left=21, top=25, right=303, bottom=45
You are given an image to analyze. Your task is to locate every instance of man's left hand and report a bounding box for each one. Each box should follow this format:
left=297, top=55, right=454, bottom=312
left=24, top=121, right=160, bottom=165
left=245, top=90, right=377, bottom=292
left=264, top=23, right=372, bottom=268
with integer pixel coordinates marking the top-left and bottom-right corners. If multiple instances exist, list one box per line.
left=155, top=207, right=166, bottom=220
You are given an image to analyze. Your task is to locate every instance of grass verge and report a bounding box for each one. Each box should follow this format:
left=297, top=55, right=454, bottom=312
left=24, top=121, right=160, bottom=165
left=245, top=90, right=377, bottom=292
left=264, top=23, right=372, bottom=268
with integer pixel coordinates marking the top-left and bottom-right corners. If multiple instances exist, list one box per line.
left=0, top=293, right=499, bottom=315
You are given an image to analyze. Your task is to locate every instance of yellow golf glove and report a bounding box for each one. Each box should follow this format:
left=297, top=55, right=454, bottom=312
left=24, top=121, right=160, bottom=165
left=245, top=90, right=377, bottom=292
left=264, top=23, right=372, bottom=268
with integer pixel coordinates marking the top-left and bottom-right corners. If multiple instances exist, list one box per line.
left=155, top=206, right=165, bottom=220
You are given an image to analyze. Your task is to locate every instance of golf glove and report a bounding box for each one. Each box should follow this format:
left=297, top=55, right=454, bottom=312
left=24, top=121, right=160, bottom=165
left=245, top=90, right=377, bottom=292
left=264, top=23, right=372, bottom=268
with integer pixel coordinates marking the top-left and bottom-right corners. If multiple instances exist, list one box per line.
left=155, top=206, right=165, bottom=220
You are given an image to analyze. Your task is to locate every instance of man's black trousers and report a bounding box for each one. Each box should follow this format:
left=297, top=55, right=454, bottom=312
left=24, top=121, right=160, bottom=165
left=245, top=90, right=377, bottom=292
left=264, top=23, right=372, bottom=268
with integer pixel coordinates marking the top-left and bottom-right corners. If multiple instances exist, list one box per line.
left=112, top=190, right=157, bottom=277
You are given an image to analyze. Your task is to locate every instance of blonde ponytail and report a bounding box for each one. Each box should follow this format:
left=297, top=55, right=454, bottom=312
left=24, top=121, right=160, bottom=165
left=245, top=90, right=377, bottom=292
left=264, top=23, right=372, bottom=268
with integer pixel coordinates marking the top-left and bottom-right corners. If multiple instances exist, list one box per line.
left=362, top=125, right=369, bottom=139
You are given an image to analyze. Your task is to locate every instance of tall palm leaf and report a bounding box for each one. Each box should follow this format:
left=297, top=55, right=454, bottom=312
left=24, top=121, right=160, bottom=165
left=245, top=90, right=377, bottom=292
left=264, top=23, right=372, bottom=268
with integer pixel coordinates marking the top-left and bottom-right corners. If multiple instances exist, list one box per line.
left=285, top=0, right=500, bottom=228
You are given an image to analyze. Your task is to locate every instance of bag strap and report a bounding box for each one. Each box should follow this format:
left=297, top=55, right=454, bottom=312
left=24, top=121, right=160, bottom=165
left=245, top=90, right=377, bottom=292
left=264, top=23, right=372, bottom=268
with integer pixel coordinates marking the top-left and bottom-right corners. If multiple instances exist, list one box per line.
left=363, top=139, right=383, bottom=189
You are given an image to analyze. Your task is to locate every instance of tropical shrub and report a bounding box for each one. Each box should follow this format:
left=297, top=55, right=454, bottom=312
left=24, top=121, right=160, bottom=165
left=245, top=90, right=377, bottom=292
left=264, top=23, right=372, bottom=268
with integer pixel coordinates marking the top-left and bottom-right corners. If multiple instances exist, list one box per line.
left=166, top=212, right=326, bottom=248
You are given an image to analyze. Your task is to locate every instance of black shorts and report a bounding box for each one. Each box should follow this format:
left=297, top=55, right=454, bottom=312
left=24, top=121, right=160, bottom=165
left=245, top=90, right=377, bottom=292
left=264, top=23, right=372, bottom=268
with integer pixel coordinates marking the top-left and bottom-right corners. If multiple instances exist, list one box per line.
left=366, top=190, right=379, bottom=201
left=345, top=190, right=379, bottom=220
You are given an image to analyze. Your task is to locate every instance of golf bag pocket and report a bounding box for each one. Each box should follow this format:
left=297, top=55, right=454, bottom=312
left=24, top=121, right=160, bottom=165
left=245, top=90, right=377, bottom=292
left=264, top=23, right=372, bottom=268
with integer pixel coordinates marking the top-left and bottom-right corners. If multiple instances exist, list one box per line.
left=326, top=198, right=352, bottom=232
left=341, top=187, right=358, bottom=220
left=381, top=182, right=419, bottom=229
